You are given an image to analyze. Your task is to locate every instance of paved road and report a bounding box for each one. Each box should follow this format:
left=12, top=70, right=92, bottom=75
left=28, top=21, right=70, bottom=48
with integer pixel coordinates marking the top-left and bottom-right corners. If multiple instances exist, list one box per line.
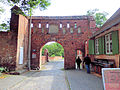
left=0, top=60, right=103, bottom=90
left=10, top=60, right=69, bottom=90
left=66, top=70, right=103, bottom=90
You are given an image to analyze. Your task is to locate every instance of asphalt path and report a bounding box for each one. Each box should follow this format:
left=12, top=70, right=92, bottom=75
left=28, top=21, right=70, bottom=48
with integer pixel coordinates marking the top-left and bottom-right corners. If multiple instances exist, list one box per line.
left=0, top=60, right=103, bottom=90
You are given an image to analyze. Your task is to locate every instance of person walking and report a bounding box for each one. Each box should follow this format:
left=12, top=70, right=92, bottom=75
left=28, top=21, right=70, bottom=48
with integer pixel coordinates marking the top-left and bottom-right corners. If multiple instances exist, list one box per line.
left=83, top=54, right=91, bottom=73
left=76, top=56, right=82, bottom=70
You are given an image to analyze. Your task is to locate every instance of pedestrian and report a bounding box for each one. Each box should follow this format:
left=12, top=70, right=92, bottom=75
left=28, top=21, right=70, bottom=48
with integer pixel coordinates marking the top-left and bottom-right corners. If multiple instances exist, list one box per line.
left=46, top=52, right=49, bottom=62
left=76, top=56, right=82, bottom=70
left=83, top=54, right=91, bottom=73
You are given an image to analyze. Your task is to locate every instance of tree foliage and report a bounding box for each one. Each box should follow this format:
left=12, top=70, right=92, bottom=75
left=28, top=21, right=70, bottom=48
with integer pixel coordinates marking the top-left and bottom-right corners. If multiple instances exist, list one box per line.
left=0, top=5, right=8, bottom=31
left=6, top=0, right=51, bottom=16
left=87, top=9, right=108, bottom=27
left=0, top=22, right=10, bottom=31
left=0, top=0, right=50, bottom=31
left=0, top=6, right=10, bottom=31
left=42, top=43, right=64, bottom=57
left=0, top=7, right=4, bottom=14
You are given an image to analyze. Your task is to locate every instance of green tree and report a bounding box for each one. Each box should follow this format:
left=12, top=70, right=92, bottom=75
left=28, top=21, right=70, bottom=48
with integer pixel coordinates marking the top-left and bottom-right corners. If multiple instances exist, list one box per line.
left=0, top=0, right=50, bottom=31
left=0, top=22, right=10, bottom=31
left=0, top=7, right=4, bottom=14
left=42, top=43, right=64, bottom=57
left=1, top=0, right=51, bottom=70
left=87, top=9, right=108, bottom=27
left=0, top=6, right=7, bottom=31
left=6, top=0, right=51, bottom=16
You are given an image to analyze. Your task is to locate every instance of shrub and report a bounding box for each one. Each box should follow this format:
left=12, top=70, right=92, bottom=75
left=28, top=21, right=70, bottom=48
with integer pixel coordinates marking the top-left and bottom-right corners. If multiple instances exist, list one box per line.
left=0, top=67, right=8, bottom=73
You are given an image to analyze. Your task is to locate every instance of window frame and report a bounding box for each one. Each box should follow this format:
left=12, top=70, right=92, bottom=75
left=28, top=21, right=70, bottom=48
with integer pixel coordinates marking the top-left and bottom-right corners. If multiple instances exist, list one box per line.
left=105, top=33, right=112, bottom=54
left=60, top=23, right=62, bottom=28
left=78, top=27, right=81, bottom=33
left=95, top=38, right=99, bottom=54
left=70, top=28, right=73, bottom=33
left=74, top=23, right=77, bottom=28
left=67, top=23, right=70, bottom=28
left=46, top=23, right=49, bottom=28
left=39, top=23, right=41, bottom=28
left=31, top=23, right=33, bottom=28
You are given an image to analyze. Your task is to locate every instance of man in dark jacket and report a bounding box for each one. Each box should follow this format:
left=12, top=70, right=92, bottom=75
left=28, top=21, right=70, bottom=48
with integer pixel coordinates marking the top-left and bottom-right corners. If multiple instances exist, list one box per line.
left=76, top=56, right=82, bottom=70
left=83, top=54, right=91, bottom=73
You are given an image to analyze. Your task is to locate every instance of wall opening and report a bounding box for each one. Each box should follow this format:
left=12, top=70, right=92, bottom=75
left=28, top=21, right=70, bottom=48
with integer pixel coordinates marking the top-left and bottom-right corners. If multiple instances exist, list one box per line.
left=39, top=41, right=64, bottom=68
left=75, top=49, right=84, bottom=69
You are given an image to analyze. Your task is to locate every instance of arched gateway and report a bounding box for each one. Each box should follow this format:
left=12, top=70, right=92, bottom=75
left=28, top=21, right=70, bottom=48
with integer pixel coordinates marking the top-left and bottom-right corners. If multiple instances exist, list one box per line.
left=9, top=6, right=97, bottom=70
left=31, top=16, right=97, bottom=69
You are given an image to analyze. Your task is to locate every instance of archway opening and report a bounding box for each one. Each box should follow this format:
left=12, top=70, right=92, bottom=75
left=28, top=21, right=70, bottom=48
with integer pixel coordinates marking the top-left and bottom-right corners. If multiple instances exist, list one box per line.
left=75, top=49, right=84, bottom=69
left=39, top=41, right=64, bottom=69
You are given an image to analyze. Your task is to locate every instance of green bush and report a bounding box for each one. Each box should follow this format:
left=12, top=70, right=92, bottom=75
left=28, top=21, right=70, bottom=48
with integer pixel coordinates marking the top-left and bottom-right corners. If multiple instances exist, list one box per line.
left=42, top=42, right=64, bottom=57
left=0, top=67, right=8, bottom=73
left=51, top=54, right=55, bottom=57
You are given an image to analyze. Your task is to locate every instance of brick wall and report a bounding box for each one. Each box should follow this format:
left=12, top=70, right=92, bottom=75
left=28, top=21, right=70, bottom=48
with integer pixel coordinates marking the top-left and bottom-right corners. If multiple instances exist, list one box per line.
left=31, top=16, right=97, bottom=69
left=40, top=49, right=48, bottom=65
left=41, top=56, right=47, bottom=65
left=41, top=56, right=62, bottom=65
left=0, top=6, right=29, bottom=71
left=16, top=15, right=29, bottom=70
left=48, top=56, right=63, bottom=61
left=0, top=6, right=19, bottom=71
left=0, top=31, right=17, bottom=71
left=1, top=6, right=97, bottom=70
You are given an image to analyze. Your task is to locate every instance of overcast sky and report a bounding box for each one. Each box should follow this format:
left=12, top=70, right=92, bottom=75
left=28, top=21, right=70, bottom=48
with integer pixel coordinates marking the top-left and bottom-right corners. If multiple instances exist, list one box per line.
left=0, top=0, right=120, bottom=24
left=33, top=0, right=120, bottom=18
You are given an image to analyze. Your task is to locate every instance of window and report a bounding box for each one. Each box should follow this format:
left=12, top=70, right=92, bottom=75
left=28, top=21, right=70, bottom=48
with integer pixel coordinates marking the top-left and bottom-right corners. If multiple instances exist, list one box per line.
left=105, top=33, right=112, bottom=54
left=31, top=23, right=33, bottom=28
left=46, top=23, right=49, bottom=28
left=95, top=39, right=99, bottom=54
left=78, top=28, right=81, bottom=33
left=74, top=23, right=77, bottom=28
left=70, top=28, right=73, bottom=33
left=63, top=28, right=66, bottom=34
left=67, top=23, right=70, bottom=28
left=39, top=23, right=41, bottom=28
left=60, top=23, right=62, bottom=28
left=42, top=27, right=44, bottom=33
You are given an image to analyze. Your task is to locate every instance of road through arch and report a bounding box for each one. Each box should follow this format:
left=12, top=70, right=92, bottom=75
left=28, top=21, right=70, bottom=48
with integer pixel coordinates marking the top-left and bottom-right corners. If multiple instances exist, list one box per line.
left=30, top=16, right=96, bottom=69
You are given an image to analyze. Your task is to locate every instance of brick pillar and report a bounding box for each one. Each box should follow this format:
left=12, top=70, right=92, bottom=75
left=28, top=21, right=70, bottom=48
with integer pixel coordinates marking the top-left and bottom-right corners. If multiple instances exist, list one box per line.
left=64, top=47, right=76, bottom=69
left=31, top=47, right=40, bottom=70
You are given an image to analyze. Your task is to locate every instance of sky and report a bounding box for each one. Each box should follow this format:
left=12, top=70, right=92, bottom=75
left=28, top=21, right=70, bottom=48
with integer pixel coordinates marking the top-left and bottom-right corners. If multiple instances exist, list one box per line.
left=0, top=0, right=120, bottom=24
left=33, top=0, right=120, bottom=18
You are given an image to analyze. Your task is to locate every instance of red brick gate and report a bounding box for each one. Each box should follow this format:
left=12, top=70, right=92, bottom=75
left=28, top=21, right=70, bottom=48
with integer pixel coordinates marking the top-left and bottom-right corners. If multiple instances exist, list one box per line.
left=30, top=16, right=97, bottom=69
left=0, top=6, right=97, bottom=70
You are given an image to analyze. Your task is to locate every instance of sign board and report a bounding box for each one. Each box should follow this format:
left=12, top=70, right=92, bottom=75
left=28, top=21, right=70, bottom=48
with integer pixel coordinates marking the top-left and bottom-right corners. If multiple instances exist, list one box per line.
left=19, top=47, right=24, bottom=64
left=102, top=68, right=120, bottom=90
left=32, top=53, right=36, bottom=58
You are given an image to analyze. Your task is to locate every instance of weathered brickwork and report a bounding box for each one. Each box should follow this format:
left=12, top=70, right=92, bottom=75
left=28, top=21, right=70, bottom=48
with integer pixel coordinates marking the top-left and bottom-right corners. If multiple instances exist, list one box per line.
left=0, top=6, right=29, bottom=71
left=0, top=31, right=17, bottom=71
left=0, top=6, right=97, bottom=70
left=31, top=16, right=97, bottom=69
left=15, top=15, right=29, bottom=70
left=49, top=56, right=63, bottom=61
left=0, top=6, right=20, bottom=70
